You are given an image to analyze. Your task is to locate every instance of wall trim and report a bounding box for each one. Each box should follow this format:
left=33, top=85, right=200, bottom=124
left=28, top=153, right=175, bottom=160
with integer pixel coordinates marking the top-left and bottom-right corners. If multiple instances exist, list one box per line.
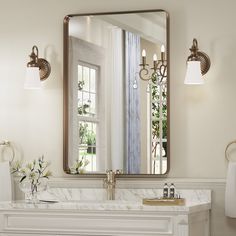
left=42, top=177, right=226, bottom=189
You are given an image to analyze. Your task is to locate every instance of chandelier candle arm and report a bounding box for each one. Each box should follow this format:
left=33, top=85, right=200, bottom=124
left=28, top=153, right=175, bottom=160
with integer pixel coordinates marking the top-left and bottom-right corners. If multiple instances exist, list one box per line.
left=152, top=54, right=158, bottom=73
left=140, top=49, right=148, bottom=68
left=153, top=54, right=158, bottom=61
left=142, top=49, right=146, bottom=57
left=138, top=46, right=167, bottom=82
left=161, top=45, right=165, bottom=61
left=139, top=49, right=150, bottom=81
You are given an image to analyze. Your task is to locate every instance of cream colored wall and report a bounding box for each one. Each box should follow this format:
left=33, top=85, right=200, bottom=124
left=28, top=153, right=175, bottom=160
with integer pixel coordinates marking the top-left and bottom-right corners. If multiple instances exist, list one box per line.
left=0, top=0, right=236, bottom=178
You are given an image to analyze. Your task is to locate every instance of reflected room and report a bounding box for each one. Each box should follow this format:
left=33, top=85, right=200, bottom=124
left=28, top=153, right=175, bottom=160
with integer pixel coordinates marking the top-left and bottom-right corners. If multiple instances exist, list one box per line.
left=66, top=12, right=168, bottom=175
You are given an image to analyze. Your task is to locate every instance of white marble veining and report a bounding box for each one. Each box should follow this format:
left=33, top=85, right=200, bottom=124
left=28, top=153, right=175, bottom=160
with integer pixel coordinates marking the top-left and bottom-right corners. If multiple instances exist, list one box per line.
left=0, top=199, right=210, bottom=213
left=0, top=188, right=211, bottom=213
left=46, top=187, right=211, bottom=205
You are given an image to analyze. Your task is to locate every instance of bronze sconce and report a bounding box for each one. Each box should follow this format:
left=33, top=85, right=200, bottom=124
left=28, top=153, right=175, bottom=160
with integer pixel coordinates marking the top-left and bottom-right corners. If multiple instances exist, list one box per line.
left=184, top=38, right=211, bottom=84
left=24, top=45, right=51, bottom=89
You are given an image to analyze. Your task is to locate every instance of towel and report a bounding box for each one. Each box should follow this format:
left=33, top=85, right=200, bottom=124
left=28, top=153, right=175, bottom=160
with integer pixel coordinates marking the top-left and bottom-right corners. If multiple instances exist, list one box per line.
left=37, top=190, right=59, bottom=203
left=225, top=161, right=236, bottom=217
left=0, top=161, right=12, bottom=201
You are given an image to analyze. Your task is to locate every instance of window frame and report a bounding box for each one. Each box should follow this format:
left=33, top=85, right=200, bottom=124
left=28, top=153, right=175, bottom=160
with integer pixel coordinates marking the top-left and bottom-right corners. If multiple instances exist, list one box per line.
left=77, top=62, right=100, bottom=172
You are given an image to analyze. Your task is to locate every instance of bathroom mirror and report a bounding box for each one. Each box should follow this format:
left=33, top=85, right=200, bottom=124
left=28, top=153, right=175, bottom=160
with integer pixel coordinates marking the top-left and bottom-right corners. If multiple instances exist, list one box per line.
left=63, top=10, right=169, bottom=177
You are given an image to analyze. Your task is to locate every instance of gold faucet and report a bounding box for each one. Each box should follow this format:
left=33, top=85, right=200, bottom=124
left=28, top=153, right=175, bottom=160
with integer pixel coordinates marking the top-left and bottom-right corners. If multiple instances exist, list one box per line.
left=103, top=170, right=121, bottom=200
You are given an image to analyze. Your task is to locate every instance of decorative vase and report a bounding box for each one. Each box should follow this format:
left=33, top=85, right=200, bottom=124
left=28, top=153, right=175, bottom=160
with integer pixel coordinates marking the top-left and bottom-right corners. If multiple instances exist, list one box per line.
left=19, top=178, right=48, bottom=203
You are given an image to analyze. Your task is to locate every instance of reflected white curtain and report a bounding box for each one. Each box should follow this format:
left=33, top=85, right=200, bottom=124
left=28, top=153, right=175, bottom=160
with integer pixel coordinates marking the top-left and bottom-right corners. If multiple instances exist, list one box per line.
left=125, top=31, right=141, bottom=174
left=107, top=27, right=124, bottom=171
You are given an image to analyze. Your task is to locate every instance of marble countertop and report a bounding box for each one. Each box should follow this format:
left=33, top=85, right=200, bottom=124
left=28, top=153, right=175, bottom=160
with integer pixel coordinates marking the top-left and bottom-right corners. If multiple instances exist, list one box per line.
left=0, top=188, right=211, bottom=214
left=0, top=200, right=211, bottom=213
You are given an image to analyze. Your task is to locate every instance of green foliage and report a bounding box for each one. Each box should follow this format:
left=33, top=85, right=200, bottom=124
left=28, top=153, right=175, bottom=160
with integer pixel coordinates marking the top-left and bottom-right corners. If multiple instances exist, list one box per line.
left=78, top=80, right=90, bottom=115
left=86, top=131, right=96, bottom=145
left=78, top=104, right=90, bottom=115
left=151, top=74, right=168, bottom=158
left=79, top=123, right=96, bottom=147
left=79, top=123, right=89, bottom=144
left=78, top=80, right=85, bottom=90
left=151, top=85, right=167, bottom=138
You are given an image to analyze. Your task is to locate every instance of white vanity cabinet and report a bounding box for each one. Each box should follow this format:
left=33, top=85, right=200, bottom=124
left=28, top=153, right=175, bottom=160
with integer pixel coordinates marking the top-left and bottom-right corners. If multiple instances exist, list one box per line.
left=0, top=201, right=210, bottom=236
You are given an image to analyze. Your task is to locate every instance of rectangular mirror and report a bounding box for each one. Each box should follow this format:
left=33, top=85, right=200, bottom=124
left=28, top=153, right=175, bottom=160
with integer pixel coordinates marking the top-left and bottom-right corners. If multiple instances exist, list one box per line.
left=63, top=10, right=169, bottom=177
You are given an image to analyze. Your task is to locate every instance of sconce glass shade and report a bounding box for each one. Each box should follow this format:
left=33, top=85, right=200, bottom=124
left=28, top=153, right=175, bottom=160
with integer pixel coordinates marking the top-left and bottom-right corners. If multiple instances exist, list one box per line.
left=184, top=61, right=204, bottom=85
left=24, top=67, right=41, bottom=89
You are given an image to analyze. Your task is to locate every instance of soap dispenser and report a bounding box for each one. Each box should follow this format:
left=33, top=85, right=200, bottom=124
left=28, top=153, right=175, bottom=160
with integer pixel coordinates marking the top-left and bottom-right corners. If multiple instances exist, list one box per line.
left=169, top=183, right=176, bottom=198
left=163, top=183, right=169, bottom=198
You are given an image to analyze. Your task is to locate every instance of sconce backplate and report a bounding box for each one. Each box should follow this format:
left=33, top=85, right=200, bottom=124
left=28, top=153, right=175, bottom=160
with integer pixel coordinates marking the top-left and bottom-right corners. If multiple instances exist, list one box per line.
left=38, top=58, right=51, bottom=81
left=198, top=51, right=211, bottom=75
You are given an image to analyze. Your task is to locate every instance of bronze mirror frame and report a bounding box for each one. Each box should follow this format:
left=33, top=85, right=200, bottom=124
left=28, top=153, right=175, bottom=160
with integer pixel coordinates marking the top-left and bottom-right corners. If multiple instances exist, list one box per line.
left=63, top=9, right=170, bottom=178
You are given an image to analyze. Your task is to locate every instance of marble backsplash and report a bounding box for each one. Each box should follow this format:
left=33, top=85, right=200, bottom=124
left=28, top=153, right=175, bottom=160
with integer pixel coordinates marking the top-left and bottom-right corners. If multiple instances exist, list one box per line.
left=44, top=187, right=211, bottom=205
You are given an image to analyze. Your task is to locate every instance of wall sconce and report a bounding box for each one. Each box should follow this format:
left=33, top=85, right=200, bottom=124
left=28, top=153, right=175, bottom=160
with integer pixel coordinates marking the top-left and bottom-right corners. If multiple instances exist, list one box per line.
left=24, top=45, right=51, bottom=89
left=184, top=38, right=211, bottom=85
left=138, top=45, right=167, bottom=84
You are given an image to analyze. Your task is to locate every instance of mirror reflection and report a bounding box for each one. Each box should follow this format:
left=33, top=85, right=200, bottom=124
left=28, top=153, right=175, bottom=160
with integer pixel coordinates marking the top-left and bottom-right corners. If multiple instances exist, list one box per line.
left=64, top=10, right=169, bottom=175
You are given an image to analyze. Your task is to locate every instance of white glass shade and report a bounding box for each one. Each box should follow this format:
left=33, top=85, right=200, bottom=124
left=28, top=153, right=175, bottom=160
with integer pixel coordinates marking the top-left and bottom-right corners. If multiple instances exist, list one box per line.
left=184, top=61, right=204, bottom=85
left=24, top=67, right=41, bottom=89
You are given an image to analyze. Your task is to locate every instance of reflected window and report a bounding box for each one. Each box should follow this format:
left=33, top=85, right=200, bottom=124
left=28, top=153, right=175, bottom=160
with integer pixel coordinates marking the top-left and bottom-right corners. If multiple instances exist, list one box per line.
left=78, top=63, right=99, bottom=172
left=150, top=76, right=167, bottom=174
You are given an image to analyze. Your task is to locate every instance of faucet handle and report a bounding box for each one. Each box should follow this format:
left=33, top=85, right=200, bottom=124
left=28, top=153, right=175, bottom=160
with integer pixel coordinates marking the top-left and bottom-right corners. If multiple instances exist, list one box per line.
left=115, top=169, right=123, bottom=175
left=103, top=177, right=107, bottom=187
left=106, top=169, right=116, bottom=184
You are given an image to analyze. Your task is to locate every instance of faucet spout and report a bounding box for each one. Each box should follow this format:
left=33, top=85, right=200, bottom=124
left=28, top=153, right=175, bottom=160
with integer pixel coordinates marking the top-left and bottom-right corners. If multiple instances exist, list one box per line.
left=104, top=170, right=116, bottom=200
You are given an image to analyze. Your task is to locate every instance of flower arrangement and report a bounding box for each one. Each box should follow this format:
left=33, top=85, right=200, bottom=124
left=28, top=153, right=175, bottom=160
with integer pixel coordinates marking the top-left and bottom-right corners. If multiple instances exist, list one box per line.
left=11, top=155, right=52, bottom=201
left=69, top=157, right=89, bottom=174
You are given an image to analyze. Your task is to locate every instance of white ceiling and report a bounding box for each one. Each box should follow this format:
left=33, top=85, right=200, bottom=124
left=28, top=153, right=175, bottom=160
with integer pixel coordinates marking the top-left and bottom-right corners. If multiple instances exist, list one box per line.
left=69, top=12, right=167, bottom=45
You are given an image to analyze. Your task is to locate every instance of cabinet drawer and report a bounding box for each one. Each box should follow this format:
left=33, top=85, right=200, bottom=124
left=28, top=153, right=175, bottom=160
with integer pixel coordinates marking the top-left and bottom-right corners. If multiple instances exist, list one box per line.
left=1, top=211, right=174, bottom=235
left=0, top=234, right=88, bottom=236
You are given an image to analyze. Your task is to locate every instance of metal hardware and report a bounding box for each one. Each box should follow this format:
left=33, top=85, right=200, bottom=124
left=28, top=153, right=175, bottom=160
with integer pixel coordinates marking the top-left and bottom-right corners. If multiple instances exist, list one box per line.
left=139, top=51, right=167, bottom=82
left=225, top=140, right=236, bottom=162
left=187, top=38, right=211, bottom=75
left=103, top=170, right=116, bottom=200
left=27, top=45, right=51, bottom=81
left=0, top=140, right=15, bottom=162
left=63, top=9, right=170, bottom=177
